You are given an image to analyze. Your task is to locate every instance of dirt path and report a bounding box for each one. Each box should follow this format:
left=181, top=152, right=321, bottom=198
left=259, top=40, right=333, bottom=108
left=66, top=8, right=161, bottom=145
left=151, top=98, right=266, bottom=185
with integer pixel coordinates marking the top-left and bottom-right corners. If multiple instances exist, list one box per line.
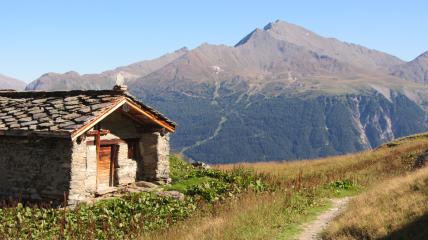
left=297, top=197, right=351, bottom=240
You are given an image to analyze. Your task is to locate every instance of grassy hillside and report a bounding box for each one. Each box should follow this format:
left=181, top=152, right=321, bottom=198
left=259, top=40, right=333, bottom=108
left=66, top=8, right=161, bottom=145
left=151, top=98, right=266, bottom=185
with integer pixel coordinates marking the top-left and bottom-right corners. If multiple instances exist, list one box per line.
left=1, top=134, right=427, bottom=239
left=146, top=133, right=428, bottom=239
left=323, top=161, right=428, bottom=239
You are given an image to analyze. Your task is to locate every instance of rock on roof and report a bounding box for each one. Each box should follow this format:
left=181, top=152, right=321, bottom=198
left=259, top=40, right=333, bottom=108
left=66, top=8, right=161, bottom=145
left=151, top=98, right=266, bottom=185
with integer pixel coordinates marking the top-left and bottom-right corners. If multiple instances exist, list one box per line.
left=0, top=89, right=175, bottom=137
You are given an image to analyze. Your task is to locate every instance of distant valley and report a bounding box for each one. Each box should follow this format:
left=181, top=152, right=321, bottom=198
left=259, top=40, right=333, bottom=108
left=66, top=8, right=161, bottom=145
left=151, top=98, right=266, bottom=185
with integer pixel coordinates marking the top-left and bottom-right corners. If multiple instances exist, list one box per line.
left=4, top=20, right=428, bottom=163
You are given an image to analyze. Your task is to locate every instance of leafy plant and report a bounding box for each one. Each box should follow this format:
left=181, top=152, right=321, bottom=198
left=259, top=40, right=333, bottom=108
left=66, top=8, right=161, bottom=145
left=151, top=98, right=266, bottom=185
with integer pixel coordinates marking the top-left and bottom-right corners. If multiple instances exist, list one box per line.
left=0, top=155, right=269, bottom=239
left=328, top=179, right=356, bottom=191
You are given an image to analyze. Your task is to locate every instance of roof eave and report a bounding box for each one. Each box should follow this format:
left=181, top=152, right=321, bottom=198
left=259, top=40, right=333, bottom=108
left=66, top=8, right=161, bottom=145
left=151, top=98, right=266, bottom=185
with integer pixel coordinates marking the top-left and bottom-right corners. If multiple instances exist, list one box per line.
left=70, top=96, right=176, bottom=141
left=71, top=98, right=127, bottom=140
left=0, top=129, right=71, bottom=138
left=123, top=97, right=176, bottom=132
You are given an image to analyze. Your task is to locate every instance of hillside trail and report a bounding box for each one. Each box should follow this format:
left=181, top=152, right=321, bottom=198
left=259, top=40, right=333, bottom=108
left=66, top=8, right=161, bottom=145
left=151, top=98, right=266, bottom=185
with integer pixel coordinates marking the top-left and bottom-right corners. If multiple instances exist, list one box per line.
left=296, top=197, right=351, bottom=240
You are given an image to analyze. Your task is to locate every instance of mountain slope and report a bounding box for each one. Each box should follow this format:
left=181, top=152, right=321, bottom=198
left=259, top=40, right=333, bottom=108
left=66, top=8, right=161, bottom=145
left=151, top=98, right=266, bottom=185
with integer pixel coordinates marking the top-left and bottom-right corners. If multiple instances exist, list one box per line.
left=237, top=20, right=404, bottom=70
left=0, top=74, right=26, bottom=90
left=20, top=20, right=428, bottom=163
left=25, top=47, right=188, bottom=91
left=391, top=51, right=428, bottom=83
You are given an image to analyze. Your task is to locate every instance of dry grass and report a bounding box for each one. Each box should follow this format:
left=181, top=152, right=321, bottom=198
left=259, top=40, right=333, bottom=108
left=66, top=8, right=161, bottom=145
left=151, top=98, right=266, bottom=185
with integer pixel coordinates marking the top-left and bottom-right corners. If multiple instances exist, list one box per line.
left=218, top=141, right=427, bottom=188
left=144, top=190, right=330, bottom=240
left=143, top=137, right=428, bottom=240
left=143, top=192, right=283, bottom=240
left=323, top=166, right=428, bottom=240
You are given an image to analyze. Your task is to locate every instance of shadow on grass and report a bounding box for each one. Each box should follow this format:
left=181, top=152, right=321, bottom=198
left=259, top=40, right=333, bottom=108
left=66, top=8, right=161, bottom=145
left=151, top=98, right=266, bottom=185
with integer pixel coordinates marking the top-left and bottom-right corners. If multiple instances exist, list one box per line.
left=327, top=214, right=428, bottom=240
left=380, top=214, right=428, bottom=240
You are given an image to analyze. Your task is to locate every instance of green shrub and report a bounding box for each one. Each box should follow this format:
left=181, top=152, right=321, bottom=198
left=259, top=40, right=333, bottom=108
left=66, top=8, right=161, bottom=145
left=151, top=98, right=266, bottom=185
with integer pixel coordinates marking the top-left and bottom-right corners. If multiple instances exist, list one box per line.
left=0, top=155, right=269, bottom=239
left=169, top=154, right=195, bottom=181
left=0, top=192, right=197, bottom=239
left=328, top=179, right=356, bottom=192
left=183, top=168, right=269, bottom=202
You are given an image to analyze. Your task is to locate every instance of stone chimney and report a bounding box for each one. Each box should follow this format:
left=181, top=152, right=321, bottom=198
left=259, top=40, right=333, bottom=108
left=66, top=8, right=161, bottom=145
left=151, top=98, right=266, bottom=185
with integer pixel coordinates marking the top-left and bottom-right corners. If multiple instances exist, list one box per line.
left=113, top=72, right=128, bottom=92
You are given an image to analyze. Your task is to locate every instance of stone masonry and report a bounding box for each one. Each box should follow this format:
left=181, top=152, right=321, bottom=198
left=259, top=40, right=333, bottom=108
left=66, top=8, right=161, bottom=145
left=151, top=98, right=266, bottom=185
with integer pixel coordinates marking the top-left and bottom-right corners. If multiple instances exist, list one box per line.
left=0, top=88, right=175, bottom=204
left=140, top=132, right=171, bottom=183
left=0, top=136, right=72, bottom=202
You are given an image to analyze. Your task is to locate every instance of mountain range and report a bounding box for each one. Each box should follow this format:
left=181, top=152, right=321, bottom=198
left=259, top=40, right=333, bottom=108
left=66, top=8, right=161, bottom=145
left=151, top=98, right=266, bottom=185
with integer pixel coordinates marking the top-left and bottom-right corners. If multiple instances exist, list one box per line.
left=0, top=74, right=26, bottom=90
left=3, top=20, right=428, bottom=163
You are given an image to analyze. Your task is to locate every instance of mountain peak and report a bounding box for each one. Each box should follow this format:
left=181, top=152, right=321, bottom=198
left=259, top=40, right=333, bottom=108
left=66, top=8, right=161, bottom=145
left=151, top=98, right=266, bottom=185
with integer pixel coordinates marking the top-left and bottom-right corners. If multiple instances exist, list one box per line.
left=175, top=47, right=189, bottom=53
left=262, top=20, right=277, bottom=31
left=234, top=28, right=263, bottom=47
left=235, top=20, right=318, bottom=47
left=263, top=19, right=300, bottom=31
left=64, top=71, right=80, bottom=76
left=235, top=19, right=402, bottom=70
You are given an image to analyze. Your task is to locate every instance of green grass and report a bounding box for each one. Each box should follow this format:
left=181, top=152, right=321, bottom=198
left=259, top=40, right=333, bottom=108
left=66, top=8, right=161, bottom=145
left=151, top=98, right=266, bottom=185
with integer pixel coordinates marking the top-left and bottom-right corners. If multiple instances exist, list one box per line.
left=169, top=154, right=194, bottom=181
left=167, top=155, right=216, bottom=192
left=276, top=200, right=333, bottom=240
left=2, top=134, right=426, bottom=240
left=165, top=176, right=214, bottom=192
left=274, top=182, right=360, bottom=240
left=0, top=154, right=269, bottom=239
left=142, top=137, right=428, bottom=240
left=321, top=179, right=362, bottom=198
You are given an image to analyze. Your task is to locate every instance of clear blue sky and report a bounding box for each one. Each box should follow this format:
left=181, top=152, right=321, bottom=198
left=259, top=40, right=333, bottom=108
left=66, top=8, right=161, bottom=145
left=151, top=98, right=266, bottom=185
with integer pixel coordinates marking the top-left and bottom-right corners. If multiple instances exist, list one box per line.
left=1, top=0, right=427, bottom=82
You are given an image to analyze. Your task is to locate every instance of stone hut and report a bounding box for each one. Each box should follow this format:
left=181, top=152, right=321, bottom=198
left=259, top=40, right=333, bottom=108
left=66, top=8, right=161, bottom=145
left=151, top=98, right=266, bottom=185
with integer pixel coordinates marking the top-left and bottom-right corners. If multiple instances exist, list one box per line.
left=0, top=86, right=175, bottom=204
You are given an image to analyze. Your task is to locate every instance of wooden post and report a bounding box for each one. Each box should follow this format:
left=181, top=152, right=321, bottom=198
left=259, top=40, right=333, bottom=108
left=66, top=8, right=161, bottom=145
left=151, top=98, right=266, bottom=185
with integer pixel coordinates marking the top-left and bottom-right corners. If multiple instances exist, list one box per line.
left=95, top=128, right=100, bottom=190
left=86, top=127, right=110, bottom=191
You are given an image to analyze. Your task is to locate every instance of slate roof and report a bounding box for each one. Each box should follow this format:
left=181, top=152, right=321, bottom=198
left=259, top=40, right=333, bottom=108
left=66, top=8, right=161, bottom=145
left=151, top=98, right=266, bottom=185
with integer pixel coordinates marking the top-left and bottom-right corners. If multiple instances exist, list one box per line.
left=0, top=89, right=175, bottom=137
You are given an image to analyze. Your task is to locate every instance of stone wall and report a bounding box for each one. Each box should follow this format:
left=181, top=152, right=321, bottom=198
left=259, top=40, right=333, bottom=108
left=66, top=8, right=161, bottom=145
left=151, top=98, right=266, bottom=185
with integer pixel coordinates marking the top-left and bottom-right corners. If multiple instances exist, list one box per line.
left=98, top=111, right=140, bottom=186
left=85, top=144, right=97, bottom=195
left=115, top=142, right=137, bottom=185
left=68, top=139, right=90, bottom=204
left=0, top=136, right=72, bottom=202
left=97, top=111, right=172, bottom=184
left=140, top=132, right=171, bottom=183
left=96, top=110, right=171, bottom=183
left=0, top=110, right=173, bottom=203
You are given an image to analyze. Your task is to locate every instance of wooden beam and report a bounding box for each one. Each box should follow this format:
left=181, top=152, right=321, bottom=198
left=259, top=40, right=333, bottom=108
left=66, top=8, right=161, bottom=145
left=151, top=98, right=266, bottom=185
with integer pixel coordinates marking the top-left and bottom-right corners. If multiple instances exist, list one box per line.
left=120, top=110, right=151, bottom=125
left=71, top=98, right=126, bottom=140
left=95, top=125, right=101, bottom=191
left=71, top=96, right=175, bottom=140
left=124, top=99, right=175, bottom=132
left=86, top=138, right=125, bottom=146
left=110, top=145, right=119, bottom=187
left=87, top=129, right=110, bottom=136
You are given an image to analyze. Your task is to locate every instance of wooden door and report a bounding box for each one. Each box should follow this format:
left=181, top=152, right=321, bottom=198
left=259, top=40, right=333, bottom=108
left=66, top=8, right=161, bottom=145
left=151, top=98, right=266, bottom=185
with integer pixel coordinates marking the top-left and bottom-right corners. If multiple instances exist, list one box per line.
left=97, top=145, right=113, bottom=190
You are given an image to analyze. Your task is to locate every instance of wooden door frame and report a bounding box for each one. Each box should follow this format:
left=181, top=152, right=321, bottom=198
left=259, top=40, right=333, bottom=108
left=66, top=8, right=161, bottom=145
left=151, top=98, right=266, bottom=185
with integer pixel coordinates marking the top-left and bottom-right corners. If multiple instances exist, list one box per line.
left=96, top=143, right=119, bottom=190
left=108, top=144, right=119, bottom=186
